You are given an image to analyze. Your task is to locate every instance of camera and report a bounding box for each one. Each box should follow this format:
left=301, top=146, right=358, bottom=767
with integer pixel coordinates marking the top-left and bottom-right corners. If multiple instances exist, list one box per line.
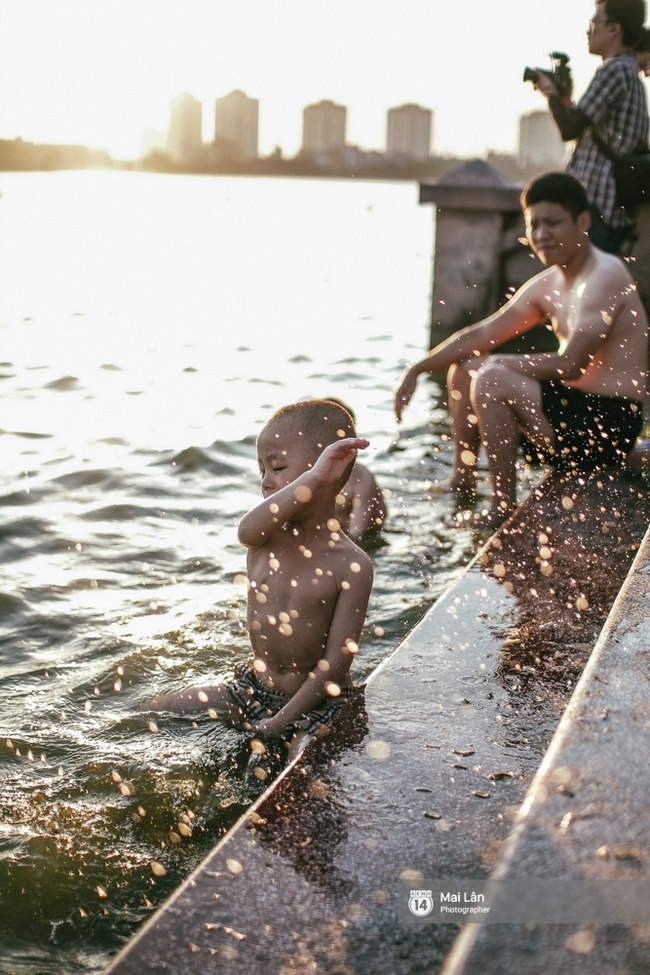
left=523, top=52, right=572, bottom=100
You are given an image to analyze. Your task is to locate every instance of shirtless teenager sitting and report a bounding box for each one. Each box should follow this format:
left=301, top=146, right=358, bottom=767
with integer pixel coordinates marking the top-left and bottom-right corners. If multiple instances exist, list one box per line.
left=395, top=172, right=648, bottom=527
left=149, top=400, right=373, bottom=761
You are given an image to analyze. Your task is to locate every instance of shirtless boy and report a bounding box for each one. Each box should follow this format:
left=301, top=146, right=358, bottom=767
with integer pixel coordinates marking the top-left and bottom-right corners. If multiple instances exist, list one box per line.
left=395, top=172, right=647, bottom=527
left=152, top=400, right=373, bottom=760
left=325, top=398, right=387, bottom=540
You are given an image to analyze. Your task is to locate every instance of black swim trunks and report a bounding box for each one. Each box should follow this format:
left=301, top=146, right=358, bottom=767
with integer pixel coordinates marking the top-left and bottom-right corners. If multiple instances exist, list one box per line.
left=539, top=380, right=643, bottom=473
left=225, top=664, right=356, bottom=739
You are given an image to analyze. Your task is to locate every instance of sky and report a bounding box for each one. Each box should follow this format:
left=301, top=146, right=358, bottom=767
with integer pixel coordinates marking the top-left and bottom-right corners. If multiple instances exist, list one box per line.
left=1, top=0, right=649, bottom=160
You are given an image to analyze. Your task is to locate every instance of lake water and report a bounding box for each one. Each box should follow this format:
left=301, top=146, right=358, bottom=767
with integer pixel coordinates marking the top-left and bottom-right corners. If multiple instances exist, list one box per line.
left=0, top=171, right=484, bottom=974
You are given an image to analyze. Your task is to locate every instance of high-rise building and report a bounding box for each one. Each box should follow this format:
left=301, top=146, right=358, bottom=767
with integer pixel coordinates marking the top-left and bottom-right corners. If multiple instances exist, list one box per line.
left=302, top=100, right=347, bottom=156
left=167, top=93, right=203, bottom=165
left=214, top=90, right=259, bottom=162
left=386, top=103, right=433, bottom=161
left=518, top=110, right=565, bottom=169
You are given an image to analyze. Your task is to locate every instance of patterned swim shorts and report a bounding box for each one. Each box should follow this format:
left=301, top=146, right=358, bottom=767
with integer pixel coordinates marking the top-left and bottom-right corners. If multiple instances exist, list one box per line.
left=225, top=664, right=356, bottom=738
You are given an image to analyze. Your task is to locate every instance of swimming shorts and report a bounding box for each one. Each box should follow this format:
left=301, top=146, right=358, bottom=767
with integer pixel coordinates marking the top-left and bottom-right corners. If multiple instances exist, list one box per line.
left=225, top=664, right=356, bottom=739
left=539, top=380, right=643, bottom=473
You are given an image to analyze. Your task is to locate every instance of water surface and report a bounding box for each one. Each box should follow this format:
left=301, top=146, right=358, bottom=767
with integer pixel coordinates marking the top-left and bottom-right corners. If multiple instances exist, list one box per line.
left=0, top=171, right=484, bottom=974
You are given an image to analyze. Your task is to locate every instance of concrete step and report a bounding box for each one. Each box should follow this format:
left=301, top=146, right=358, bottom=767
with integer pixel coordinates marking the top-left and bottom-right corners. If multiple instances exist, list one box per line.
left=102, top=470, right=650, bottom=975
left=442, top=518, right=650, bottom=974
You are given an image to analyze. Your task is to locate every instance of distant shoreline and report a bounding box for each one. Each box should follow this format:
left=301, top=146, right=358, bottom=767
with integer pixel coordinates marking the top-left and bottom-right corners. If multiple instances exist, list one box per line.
left=0, top=138, right=545, bottom=185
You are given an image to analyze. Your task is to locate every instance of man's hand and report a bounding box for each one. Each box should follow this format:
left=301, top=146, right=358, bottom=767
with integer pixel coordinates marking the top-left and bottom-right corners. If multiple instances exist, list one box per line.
left=312, top=437, right=369, bottom=486
left=395, top=366, right=418, bottom=422
left=534, top=73, right=558, bottom=98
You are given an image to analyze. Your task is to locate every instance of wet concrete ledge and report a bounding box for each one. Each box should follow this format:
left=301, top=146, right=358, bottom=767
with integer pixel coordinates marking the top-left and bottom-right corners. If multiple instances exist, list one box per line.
left=103, top=471, right=650, bottom=975
left=442, top=519, right=650, bottom=975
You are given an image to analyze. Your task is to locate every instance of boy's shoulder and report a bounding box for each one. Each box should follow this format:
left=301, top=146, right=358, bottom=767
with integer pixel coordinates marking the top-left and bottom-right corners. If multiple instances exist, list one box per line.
left=350, top=461, right=378, bottom=490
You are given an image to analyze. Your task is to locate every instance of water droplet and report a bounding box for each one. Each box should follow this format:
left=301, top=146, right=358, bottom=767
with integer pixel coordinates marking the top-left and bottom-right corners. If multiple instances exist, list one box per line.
left=366, top=739, right=391, bottom=762
left=294, top=486, right=312, bottom=503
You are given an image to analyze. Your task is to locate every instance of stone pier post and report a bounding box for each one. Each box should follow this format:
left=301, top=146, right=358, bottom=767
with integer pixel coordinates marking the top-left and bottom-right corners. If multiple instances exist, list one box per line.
left=419, top=159, right=542, bottom=351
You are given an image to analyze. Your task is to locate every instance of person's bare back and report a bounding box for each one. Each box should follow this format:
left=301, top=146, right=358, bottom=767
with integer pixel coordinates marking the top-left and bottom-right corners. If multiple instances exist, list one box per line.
left=335, top=462, right=387, bottom=541
left=148, top=400, right=373, bottom=760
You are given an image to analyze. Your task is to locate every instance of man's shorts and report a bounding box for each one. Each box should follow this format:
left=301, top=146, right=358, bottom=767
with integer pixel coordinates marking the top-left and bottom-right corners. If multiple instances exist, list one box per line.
left=225, top=664, right=356, bottom=739
left=539, top=380, right=643, bottom=473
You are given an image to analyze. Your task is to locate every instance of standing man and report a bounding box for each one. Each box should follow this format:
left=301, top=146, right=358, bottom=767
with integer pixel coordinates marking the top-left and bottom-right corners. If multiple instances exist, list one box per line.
left=536, top=0, right=648, bottom=254
left=394, top=174, right=647, bottom=528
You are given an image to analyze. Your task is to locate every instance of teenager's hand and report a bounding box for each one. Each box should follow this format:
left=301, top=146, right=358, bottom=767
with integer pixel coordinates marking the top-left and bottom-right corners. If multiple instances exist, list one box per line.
left=312, top=437, right=369, bottom=486
left=395, top=367, right=418, bottom=422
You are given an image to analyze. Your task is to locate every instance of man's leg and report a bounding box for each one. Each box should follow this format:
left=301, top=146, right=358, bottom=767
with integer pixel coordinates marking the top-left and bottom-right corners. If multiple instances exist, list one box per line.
left=445, top=358, right=487, bottom=495
left=472, top=362, right=554, bottom=520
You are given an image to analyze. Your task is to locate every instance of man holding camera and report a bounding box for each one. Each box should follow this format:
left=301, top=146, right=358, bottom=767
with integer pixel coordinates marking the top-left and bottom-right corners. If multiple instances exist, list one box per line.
left=536, top=0, right=648, bottom=254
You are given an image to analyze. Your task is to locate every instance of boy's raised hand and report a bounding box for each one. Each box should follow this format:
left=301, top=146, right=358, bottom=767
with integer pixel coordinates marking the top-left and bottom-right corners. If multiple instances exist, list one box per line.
left=312, top=437, right=369, bottom=486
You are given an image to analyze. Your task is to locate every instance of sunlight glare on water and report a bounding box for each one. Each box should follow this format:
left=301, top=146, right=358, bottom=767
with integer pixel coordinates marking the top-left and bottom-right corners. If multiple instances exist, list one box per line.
left=0, top=170, right=480, bottom=974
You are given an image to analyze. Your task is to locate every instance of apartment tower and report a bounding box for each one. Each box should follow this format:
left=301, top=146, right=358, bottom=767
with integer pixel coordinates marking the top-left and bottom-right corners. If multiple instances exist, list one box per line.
left=386, top=103, right=433, bottom=161
left=167, top=93, right=203, bottom=165
left=214, top=90, right=259, bottom=162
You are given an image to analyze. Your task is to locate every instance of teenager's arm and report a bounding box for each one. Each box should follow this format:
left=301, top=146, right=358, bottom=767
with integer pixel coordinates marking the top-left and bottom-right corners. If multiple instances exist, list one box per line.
left=238, top=438, right=369, bottom=549
left=252, top=556, right=373, bottom=736
left=395, top=280, right=546, bottom=420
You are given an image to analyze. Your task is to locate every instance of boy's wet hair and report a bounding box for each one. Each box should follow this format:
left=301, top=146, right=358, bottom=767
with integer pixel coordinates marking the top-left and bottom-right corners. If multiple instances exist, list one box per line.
left=265, top=399, right=356, bottom=452
left=323, top=396, right=356, bottom=425
left=521, top=172, right=589, bottom=221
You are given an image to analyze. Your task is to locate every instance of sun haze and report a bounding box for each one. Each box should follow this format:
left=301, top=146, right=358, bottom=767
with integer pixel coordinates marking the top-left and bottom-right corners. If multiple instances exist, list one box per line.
left=2, top=0, right=644, bottom=161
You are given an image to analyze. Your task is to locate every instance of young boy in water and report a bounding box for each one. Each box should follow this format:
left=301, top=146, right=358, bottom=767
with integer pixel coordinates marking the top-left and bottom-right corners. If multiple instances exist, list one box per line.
left=152, top=400, right=373, bottom=760
left=326, top=398, right=387, bottom=541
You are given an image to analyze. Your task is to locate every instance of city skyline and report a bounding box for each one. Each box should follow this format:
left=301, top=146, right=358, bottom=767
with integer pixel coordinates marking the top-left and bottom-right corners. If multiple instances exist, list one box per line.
left=161, top=91, right=435, bottom=163
left=3, top=1, right=650, bottom=162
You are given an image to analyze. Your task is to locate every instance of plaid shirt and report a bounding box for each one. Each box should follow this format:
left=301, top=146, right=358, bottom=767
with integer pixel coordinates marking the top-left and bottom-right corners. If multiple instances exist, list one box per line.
left=566, top=52, right=649, bottom=229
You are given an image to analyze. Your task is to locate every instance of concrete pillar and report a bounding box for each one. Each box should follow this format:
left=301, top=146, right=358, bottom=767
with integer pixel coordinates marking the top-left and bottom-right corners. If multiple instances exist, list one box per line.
left=420, top=160, right=532, bottom=349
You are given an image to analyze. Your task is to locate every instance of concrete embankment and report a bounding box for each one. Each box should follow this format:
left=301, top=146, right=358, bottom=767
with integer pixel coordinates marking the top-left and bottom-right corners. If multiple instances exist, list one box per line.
left=103, top=470, right=650, bottom=975
left=442, top=515, right=650, bottom=975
